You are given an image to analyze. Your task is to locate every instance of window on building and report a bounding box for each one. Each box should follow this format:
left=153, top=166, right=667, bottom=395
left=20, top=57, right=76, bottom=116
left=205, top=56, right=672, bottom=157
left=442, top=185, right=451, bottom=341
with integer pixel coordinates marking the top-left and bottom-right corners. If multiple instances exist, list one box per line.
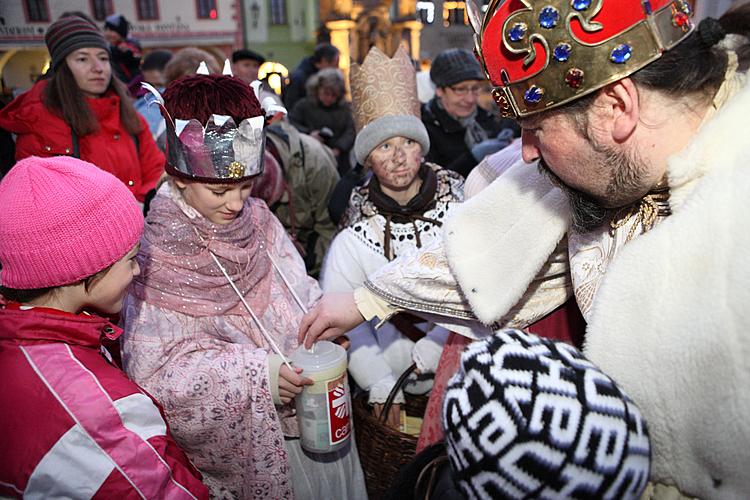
left=270, top=0, right=288, bottom=25
left=197, top=0, right=218, bottom=19
left=136, top=0, right=160, bottom=20
left=416, top=1, right=435, bottom=24
left=24, top=0, right=50, bottom=22
left=90, top=0, right=114, bottom=21
left=443, top=1, right=467, bottom=27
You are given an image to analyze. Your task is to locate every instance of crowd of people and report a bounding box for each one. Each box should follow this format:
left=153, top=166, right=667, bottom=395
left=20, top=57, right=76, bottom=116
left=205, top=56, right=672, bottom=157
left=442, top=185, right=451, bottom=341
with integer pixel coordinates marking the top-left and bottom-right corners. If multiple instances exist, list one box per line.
left=1, top=1, right=749, bottom=499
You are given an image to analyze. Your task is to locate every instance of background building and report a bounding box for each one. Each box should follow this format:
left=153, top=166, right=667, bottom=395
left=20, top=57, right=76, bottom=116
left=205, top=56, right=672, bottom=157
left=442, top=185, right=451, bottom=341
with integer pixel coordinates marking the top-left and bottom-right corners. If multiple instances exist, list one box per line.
left=239, top=0, right=319, bottom=73
left=418, top=0, right=473, bottom=61
left=0, top=0, right=738, bottom=97
left=0, top=0, right=243, bottom=95
left=315, top=0, right=422, bottom=79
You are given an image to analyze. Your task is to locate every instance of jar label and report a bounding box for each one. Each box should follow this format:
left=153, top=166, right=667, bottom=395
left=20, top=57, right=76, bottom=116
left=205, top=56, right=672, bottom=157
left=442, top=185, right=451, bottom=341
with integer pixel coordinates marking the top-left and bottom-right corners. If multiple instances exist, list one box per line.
left=326, top=374, right=351, bottom=445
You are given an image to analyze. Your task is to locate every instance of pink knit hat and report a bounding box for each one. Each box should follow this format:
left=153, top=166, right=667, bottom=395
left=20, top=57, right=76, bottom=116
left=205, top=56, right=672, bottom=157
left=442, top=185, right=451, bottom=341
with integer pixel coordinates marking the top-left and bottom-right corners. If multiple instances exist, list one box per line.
left=0, top=156, right=144, bottom=289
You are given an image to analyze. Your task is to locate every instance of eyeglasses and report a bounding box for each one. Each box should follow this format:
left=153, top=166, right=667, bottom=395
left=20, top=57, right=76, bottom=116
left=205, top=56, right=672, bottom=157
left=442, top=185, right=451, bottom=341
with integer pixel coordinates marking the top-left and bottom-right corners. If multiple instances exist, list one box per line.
left=448, top=85, right=484, bottom=96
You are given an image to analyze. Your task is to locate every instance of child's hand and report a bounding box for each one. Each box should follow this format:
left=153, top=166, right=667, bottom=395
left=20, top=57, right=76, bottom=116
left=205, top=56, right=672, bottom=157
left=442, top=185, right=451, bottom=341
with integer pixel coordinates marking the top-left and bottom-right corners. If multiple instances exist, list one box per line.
left=278, top=365, right=313, bottom=405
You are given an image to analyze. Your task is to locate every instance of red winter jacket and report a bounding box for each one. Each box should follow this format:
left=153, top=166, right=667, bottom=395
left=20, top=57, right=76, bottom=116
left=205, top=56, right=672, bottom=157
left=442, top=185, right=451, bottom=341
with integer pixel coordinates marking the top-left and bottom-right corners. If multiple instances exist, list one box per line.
left=0, top=305, right=209, bottom=499
left=0, top=80, right=164, bottom=202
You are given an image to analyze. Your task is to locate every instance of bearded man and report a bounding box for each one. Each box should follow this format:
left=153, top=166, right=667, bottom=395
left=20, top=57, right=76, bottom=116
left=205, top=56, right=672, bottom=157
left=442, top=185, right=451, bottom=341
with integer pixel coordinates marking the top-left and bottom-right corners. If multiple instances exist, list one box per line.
left=299, top=1, right=750, bottom=498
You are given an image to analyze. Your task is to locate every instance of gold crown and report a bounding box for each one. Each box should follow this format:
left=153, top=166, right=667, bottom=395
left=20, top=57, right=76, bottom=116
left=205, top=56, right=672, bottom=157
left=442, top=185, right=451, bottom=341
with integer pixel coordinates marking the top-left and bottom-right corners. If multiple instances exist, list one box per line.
left=349, top=45, right=421, bottom=131
left=470, top=0, right=695, bottom=118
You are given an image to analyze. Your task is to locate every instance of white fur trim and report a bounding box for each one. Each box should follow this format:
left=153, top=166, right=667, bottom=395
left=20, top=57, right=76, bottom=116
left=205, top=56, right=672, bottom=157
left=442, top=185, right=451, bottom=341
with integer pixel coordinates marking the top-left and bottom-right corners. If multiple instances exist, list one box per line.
left=443, top=159, right=570, bottom=324
left=584, top=78, right=750, bottom=498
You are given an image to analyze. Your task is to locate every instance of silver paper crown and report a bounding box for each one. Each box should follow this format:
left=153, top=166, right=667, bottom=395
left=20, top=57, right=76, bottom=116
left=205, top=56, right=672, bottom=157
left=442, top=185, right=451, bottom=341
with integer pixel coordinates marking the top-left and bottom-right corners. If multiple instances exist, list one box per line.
left=166, top=113, right=266, bottom=181
left=141, top=62, right=286, bottom=182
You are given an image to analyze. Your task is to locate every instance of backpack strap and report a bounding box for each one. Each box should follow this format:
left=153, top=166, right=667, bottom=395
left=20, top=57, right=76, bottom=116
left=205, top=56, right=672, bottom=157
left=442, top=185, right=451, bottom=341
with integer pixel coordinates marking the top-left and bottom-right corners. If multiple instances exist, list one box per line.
left=71, top=128, right=80, bottom=158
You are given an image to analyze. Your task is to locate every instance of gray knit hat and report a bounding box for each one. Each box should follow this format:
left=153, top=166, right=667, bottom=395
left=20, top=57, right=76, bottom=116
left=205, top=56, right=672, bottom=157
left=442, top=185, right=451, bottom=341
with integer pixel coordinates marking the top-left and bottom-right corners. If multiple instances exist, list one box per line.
left=430, top=48, right=485, bottom=88
left=354, top=115, right=430, bottom=165
left=45, top=16, right=109, bottom=70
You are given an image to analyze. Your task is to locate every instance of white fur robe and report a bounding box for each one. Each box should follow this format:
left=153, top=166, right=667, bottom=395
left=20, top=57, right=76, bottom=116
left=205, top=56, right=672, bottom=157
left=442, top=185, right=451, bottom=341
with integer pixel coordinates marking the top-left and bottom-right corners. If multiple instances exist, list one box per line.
left=436, top=79, right=750, bottom=497
left=582, top=79, right=750, bottom=498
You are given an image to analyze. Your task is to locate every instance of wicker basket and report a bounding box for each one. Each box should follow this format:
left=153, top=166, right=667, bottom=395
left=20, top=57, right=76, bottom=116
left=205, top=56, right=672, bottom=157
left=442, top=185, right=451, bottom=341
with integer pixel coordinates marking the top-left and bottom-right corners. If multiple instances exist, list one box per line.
left=353, top=363, right=430, bottom=499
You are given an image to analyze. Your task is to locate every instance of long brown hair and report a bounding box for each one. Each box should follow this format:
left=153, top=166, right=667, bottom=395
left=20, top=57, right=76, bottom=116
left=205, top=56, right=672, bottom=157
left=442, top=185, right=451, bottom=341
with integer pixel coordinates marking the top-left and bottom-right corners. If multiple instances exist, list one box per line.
left=42, top=59, right=142, bottom=137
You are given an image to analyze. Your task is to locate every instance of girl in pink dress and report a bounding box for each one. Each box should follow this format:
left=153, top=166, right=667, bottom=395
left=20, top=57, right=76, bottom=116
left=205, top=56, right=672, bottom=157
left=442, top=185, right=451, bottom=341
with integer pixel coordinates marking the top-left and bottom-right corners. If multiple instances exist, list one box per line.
left=121, top=73, right=366, bottom=499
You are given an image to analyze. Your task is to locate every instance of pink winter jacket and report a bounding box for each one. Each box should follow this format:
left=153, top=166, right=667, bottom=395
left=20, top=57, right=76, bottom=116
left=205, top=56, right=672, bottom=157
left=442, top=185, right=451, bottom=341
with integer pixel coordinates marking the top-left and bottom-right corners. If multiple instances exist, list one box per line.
left=0, top=304, right=209, bottom=499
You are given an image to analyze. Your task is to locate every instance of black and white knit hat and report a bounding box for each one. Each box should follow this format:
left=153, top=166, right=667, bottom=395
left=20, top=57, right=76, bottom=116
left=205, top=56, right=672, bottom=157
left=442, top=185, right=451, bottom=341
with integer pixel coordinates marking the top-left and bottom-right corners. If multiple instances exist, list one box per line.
left=443, top=329, right=651, bottom=500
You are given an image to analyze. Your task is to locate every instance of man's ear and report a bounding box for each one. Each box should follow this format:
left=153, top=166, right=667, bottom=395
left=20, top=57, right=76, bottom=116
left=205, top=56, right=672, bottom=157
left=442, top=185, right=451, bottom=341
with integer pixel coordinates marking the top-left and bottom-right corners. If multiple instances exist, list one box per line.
left=598, top=77, right=640, bottom=143
left=435, top=87, right=446, bottom=100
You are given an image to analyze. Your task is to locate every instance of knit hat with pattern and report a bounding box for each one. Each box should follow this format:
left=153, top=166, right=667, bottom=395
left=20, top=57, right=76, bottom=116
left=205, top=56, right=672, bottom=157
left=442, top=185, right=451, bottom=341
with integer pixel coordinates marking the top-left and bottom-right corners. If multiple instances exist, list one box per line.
left=0, top=156, right=143, bottom=289
left=443, top=329, right=651, bottom=500
left=45, top=15, right=109, bottom=70
left=430, top=48, right=485, bottom=88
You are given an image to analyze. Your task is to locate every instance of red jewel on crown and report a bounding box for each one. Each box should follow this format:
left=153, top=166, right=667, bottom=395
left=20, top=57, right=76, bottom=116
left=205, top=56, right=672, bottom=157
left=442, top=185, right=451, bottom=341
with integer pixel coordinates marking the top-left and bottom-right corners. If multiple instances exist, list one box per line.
left=671, top=4, right=690, bottom=32
left=565, top=68, right=585, bottom=89
left=673, top=11, right=689, bottom=28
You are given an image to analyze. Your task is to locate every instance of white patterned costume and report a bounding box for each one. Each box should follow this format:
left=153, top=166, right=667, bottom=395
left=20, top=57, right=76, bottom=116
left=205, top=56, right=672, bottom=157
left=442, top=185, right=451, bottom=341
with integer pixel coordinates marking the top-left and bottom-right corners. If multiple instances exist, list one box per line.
left=321, top=163, right=464, bottom=403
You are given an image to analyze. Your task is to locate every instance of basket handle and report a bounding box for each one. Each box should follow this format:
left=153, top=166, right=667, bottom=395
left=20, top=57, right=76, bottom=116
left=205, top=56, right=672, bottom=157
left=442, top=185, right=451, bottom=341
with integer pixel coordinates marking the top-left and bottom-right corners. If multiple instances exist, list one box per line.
left=379, top=362, right=418, bottom=423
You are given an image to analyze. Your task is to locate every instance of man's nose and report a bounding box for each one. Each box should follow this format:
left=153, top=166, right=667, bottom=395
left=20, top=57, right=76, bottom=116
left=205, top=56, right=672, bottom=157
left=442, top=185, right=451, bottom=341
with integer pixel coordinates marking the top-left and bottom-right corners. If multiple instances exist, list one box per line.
left=521, top=130, right=540, bottom=163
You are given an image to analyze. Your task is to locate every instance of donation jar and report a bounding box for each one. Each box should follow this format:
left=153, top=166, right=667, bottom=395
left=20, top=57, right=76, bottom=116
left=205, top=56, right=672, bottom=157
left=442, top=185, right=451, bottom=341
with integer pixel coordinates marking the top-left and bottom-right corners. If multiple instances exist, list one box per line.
left=291, top=341, right=351, bottom=453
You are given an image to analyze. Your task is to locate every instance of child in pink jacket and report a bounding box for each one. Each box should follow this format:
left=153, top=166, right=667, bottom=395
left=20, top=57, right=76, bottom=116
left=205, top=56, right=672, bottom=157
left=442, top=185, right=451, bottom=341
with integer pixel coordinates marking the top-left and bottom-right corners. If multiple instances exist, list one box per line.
left=0, top=156, right=208, bottom=499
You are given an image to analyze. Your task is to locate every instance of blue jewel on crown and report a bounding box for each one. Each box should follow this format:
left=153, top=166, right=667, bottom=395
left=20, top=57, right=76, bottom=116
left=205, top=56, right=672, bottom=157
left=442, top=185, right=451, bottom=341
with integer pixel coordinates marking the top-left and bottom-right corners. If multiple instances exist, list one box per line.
left=572, top=0, right=592, bottom=10
left=554, top=42, right=572, bottom=62
left=678, top=0, right=692, bottom=15
left=524, top=85, right=545, bottom=104
left=539, top=6, right=560, bottom=29
left=610, top=44, right=633, bottom=63
left=508, top=23, right=528, bottom=42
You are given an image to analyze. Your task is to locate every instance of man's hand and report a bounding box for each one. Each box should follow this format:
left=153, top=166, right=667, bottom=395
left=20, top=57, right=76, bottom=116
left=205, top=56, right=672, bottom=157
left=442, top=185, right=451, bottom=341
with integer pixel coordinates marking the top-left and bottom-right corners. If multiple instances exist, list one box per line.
left=298, top=292, right=365, bottom=349
left=278, top=365, right=313, bottom=405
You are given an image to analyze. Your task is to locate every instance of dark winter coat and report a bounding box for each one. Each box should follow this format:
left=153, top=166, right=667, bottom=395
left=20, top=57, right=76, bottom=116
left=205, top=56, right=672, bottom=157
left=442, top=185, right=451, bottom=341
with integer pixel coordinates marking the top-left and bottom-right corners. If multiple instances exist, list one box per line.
left=283, top=56, right=317, bottom=111
left=421, top=97, right=504, bottom=178
left=288, top=97, right=355, bottom=154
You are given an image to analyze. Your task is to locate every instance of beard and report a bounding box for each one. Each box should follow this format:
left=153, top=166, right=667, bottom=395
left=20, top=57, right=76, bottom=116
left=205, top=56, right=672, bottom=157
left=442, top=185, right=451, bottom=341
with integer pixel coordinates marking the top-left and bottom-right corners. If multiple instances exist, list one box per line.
left=537, top=142, right=651, bottom=233
left=538, top=158, right=611, bottom=233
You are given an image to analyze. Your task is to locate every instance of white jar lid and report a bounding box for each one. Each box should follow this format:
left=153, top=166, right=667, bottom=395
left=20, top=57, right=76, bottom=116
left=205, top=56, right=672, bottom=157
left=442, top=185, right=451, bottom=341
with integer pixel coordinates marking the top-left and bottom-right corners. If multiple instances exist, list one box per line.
left=290, top=341, right=346, bottom=372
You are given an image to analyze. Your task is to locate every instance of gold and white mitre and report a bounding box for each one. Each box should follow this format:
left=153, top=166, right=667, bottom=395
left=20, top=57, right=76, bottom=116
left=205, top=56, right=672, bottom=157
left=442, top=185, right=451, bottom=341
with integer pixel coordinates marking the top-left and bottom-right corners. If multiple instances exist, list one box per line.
left=350, top=45, right=430, bottom=164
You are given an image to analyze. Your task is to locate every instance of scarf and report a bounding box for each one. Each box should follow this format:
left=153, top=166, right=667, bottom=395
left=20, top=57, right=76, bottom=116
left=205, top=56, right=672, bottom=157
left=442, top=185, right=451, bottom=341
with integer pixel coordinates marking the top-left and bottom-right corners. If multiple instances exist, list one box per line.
left=368, top=164, right=443, bottom=260
left=436, top=98, right=489, bottom=150
left=130, top=183, right=275, bottom=324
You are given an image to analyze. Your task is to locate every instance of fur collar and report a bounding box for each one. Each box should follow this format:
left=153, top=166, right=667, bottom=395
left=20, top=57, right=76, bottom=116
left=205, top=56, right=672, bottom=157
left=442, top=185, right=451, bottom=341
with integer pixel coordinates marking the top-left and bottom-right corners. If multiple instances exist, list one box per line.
left=667, top=69, right=747, bottom=211
left=583, top=76, right=750, bottom=497
left=443, top=159, right=569, bottom=324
